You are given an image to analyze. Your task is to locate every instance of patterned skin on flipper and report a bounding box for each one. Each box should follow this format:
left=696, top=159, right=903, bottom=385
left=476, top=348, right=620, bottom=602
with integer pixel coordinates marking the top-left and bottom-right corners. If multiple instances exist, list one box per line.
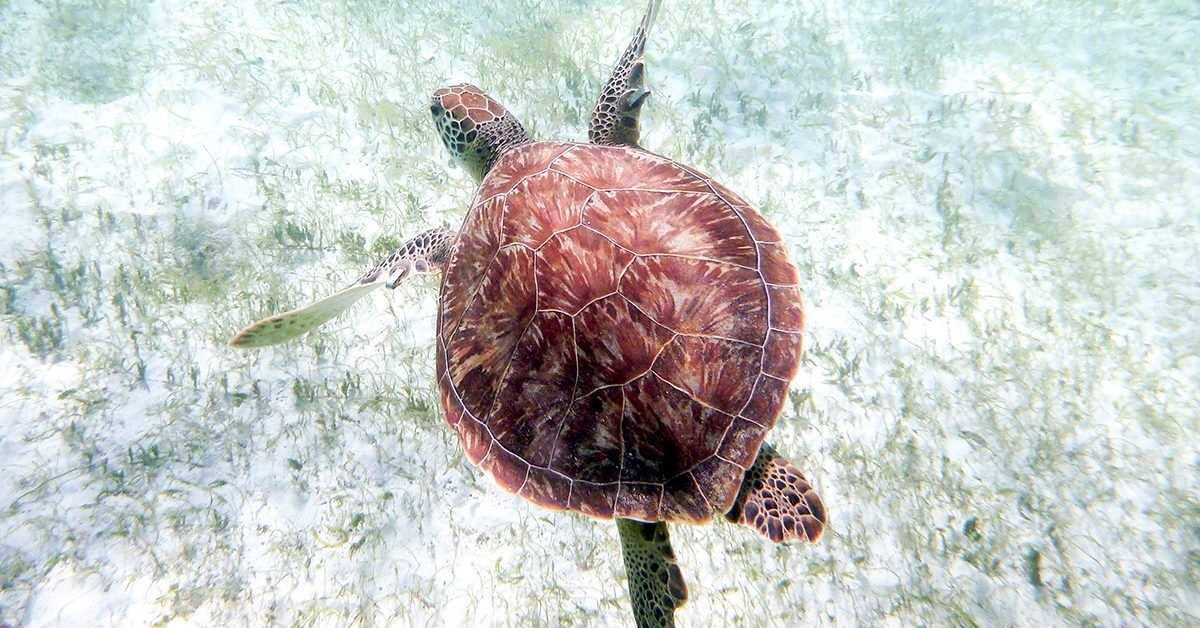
left=617, top=519, right=687, bottom=628
left=360, top=228, right=457, bottom=288
left=436, top=141, right=808, bottom=526
left=228, top=228, right=456, bottom=348
left=589, top=0, right=658, bottom=147
left=725, top=442, right=826, bottom=543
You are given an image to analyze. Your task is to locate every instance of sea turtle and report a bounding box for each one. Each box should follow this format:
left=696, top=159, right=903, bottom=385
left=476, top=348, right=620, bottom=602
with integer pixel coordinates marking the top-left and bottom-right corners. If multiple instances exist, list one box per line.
left=230, top=2, right=826, bottom=626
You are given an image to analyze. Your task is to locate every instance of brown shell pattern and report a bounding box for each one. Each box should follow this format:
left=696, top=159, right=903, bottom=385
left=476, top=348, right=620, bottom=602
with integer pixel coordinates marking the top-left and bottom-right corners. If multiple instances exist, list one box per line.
left=436, top=141, right=804, bottom=524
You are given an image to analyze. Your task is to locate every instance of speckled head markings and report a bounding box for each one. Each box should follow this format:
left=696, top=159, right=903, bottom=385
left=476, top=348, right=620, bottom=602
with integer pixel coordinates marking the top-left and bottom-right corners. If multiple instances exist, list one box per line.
left=431, top=84, right=533, bottom=181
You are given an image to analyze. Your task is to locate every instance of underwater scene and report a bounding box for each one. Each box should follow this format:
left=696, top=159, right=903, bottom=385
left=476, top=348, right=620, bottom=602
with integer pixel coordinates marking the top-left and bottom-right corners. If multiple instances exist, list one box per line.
left=1, top=0, right=1197, bottom=625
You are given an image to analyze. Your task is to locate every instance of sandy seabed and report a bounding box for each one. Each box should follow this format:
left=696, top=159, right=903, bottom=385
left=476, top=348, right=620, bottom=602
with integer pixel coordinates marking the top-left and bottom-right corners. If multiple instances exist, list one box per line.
left=1, top=0, right=1197, bottom=625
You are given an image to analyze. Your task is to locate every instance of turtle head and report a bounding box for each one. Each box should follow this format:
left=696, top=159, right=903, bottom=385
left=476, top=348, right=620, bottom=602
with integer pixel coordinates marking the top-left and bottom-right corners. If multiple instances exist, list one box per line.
left=431, top=84, right=532, bottom=181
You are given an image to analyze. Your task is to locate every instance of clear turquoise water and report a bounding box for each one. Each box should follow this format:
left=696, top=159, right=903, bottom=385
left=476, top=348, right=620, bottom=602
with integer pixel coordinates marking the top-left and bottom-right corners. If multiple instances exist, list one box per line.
left=1, top=0, right=1197, bottom=625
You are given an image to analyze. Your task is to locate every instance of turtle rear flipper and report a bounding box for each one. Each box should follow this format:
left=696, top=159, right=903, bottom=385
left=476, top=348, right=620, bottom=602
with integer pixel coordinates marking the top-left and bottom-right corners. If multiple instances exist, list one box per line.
left=589, top=0, right=659, bottom=148
left=229, top=228, right=455, bottom=348
left=617, top=518, right=687, bottom=628
left=726, top=442, right=826, bottom=543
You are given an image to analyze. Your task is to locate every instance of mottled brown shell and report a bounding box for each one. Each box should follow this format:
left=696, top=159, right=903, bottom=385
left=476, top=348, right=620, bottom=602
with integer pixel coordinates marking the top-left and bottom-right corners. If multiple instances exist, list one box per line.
left=436, top=141, right=804, bottom=524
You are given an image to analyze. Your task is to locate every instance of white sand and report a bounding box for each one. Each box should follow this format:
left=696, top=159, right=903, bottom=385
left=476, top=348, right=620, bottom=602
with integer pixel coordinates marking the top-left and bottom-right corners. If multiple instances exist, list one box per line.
left=1, top=0, right=1197, bottom=625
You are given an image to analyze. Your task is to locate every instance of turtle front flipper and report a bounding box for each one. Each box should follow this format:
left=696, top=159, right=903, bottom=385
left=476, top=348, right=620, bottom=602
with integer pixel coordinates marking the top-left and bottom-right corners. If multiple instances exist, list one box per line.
left=228, top=228, right=456, bottom=348
left=725, top=442, right=827, bottom=543
left=617, top=518, right=688, bottom=628
left=589, top=0, right=659, bottom=148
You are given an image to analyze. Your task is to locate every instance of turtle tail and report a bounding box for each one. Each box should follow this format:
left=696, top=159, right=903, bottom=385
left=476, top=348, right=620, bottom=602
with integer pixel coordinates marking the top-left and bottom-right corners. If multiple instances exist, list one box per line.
left=725, top=442, right=826, bottom=543
left=617, top=519, right=687, bottom=628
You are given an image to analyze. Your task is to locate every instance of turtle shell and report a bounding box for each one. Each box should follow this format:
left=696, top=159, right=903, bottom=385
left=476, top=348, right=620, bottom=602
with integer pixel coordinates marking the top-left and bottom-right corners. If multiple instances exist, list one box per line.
left=435, top=141, right=805, bottom=524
